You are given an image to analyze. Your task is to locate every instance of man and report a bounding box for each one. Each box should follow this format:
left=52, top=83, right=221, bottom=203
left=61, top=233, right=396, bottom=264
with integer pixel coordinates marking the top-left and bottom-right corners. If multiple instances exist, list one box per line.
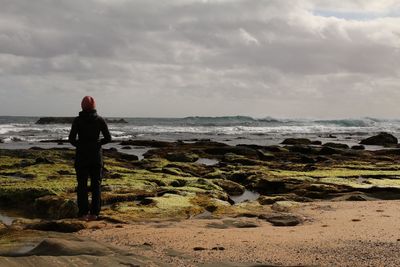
left=69, top=96, right=112, bottom=221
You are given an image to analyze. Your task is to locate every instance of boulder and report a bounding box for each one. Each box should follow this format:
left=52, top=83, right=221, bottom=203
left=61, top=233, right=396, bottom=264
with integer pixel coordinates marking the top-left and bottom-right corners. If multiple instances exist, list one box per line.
left=214, top=179, right=245, bottom=196
left=120, top=139, right=173, bottom=148
left=165, top=152, right=199, bottom=163
left=322, top=143, right=349, bottom=149
left=351, top=145, right=365, bottom=150
left=170, top=179, right=187, bottom=187
left=360, top=132, right=398, bottom=146
left=0, top=222, right=7, bottom=233
left=222, top=153, right=258, bottom=165
left=281, top=138, right=311, bottom=145
left=271, top=201, right=300, bottom=212
left=35, top=157, right=54, bottom=164
left=25, top=220, right=87, bottom=233
left=256, top=150, right=275, bottom=161
left=311, top=140, right=322, bottom=145
left=205, top=146, right=258, bottom=157
left=34, top=196, right=78, bottom=219
left=262, top=146, right=289, bottom=153
left=318, top=146, right=343, bottom=155
left=260, top=214, right=303, bottom=226
left=286, top=145, right=315, bottom=154
left=258, top=195, right=312, bottom=205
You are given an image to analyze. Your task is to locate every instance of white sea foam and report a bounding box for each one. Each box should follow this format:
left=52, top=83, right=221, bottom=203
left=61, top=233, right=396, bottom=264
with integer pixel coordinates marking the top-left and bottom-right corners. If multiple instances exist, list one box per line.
left=1, top=116, right=400, bottom=145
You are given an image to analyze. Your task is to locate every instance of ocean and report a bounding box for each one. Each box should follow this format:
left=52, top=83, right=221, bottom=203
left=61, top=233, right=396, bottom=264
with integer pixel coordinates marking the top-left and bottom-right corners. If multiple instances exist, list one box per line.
left=0, top=116, right=399, bottom=150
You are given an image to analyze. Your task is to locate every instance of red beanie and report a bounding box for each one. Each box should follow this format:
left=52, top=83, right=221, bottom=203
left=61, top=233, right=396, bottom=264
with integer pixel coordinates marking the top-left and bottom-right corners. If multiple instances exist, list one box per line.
left=81, top=96, right=96, bottom=111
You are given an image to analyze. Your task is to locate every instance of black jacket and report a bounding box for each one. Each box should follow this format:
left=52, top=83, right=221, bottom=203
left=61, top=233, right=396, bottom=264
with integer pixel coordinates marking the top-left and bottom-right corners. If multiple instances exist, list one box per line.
left=68, top=110, right=112, bottom=167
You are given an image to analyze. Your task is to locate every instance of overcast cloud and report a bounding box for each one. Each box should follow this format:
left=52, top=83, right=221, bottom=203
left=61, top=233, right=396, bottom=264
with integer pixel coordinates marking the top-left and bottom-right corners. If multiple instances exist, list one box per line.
left=0, top=0, right=400, bottom=118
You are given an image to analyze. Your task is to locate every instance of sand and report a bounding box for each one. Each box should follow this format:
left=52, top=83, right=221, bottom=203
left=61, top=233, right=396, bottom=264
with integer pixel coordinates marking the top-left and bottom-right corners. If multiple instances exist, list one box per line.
left=79, top=200, right=400, bottom=267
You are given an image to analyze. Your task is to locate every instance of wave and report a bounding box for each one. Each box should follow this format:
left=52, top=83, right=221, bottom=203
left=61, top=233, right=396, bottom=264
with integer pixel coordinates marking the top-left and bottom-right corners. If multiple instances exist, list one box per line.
left=1, top=116, right=400, bottom=144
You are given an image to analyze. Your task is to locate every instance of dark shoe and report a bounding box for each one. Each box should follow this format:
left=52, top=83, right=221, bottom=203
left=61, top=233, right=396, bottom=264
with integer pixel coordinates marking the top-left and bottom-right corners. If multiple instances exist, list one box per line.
left=87, top=215, right=98, bottom=221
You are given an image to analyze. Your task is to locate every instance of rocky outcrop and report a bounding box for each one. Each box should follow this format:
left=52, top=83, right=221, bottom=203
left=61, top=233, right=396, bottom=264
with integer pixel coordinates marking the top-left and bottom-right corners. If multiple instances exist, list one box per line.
left=259, top=213, right=303, bottom=226
left=34, top=196, right=78, bottom=219
left=120, top=139, right=173, bottom=148
left=213, top=179, right=245, bottom=196
left=25, top=220, right=86, bottom=233
left=165, top=152, right=199, bottom=163
left=360, top=132, right=398, bottom=146
left=281, top=138, right=312, bottom=145
left=322, top=143, right=349, bottom=149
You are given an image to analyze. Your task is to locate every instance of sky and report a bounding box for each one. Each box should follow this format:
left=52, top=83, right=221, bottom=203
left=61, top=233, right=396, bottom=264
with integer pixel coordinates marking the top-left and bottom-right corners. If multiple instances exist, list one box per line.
left=1, top=0, right=400, bottom=118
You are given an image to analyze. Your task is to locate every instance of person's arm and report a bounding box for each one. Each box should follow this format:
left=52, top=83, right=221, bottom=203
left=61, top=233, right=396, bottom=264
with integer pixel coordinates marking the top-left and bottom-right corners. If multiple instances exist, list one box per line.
left=100, top=119, right=112, bottom=145
left=68, top=118, right=79, bottom=147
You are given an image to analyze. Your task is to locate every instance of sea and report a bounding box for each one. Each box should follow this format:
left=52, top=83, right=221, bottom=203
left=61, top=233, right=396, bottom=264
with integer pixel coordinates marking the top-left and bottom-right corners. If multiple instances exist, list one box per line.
left=0, top=116, right=399, bottom=152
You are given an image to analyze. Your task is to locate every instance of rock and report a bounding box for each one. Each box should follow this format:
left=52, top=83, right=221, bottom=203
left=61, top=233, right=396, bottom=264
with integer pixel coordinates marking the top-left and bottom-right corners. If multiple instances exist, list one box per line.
left=165, top=152, right=199, bottom=163
left=193, top=247, right=207, bottom=251
left=258, top=195, right=312, bottom=205
left=232, top=221, right=259, bottom=228
left=109, top=173, right=123, bottom=179
left=333, top=193, right=374, bottom=201
left=262, top=146, right=288, bottom=153
left=25, top=220, right=87, bottom=233
left=24, top=237, right=112, bottom=256
left=260, top=214, right=303, bottom=226
left=0, top=222, right=7, bottom=233
left=57, top=170, right=73, bottom=175
left=316, top=156, right=330, bottom=162
left=258, top=196, right=288, bottom=205
left=360, top=132, right=398, bottom=146
left=351, top=145, right=365, bottom=150
left=271, top=201, right=300, bottom=212
left=297, top=155, right=316, bottom=164
left=119, top=153, right=139, bottom=161
left=120, top=139, right=173, bottom=148
left=251, top=179, right=287, bottom=194
left=19, top=159, right=32, bottom=167
left=213, top=179, right=245, bottom=196
left=205, top=146, right=258, bottom=157
left=311, top=140, right=322, bottom=145
left=287, top=145, right=315, bottom=154
left=170, top=179, right=187, bottom=187
left=318, top=146, right=343, bottom=155
left=256, top=150, right=275, bottom=160
left=223, top=153, right=258, bottom=165
left=34, top=196, right=78, bottom=219
left=322, top=143, right=349, bottom=149
left=281, top=138, right=312, bottom=145
left=346, top=195, right=370, bottom=201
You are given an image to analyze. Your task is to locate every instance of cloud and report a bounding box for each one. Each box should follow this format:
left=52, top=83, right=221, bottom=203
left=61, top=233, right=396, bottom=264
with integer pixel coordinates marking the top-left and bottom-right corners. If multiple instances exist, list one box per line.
left=0, top=0, right=399, bottom=117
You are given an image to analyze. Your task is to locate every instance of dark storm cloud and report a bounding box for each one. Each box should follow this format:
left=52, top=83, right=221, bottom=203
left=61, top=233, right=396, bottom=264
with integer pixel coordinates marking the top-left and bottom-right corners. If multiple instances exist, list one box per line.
left=0, top=0, right=399, bottom=117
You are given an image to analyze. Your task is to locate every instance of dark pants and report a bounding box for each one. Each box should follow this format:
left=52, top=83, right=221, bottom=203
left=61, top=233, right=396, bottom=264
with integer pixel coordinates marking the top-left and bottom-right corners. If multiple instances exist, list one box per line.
left=75, top=165, right=102, bottom=217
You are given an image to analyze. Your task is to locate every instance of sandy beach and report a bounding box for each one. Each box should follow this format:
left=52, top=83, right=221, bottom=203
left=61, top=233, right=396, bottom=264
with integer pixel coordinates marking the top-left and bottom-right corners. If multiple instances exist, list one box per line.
left=78, top=200, right=400, bottom=267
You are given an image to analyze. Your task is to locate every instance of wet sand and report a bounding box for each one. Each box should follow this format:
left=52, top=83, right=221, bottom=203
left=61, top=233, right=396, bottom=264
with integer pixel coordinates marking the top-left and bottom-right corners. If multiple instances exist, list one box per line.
left=80, top=200, right=400, bottom=267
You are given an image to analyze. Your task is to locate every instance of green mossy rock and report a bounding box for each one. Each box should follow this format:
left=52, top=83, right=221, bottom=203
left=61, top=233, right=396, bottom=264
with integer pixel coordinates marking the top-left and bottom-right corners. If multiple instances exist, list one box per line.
left=34, top=196, right=78, bottom=219
left=165, top=152, right=199, bottom=163
left=213, top=179, right=245, bottom=196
